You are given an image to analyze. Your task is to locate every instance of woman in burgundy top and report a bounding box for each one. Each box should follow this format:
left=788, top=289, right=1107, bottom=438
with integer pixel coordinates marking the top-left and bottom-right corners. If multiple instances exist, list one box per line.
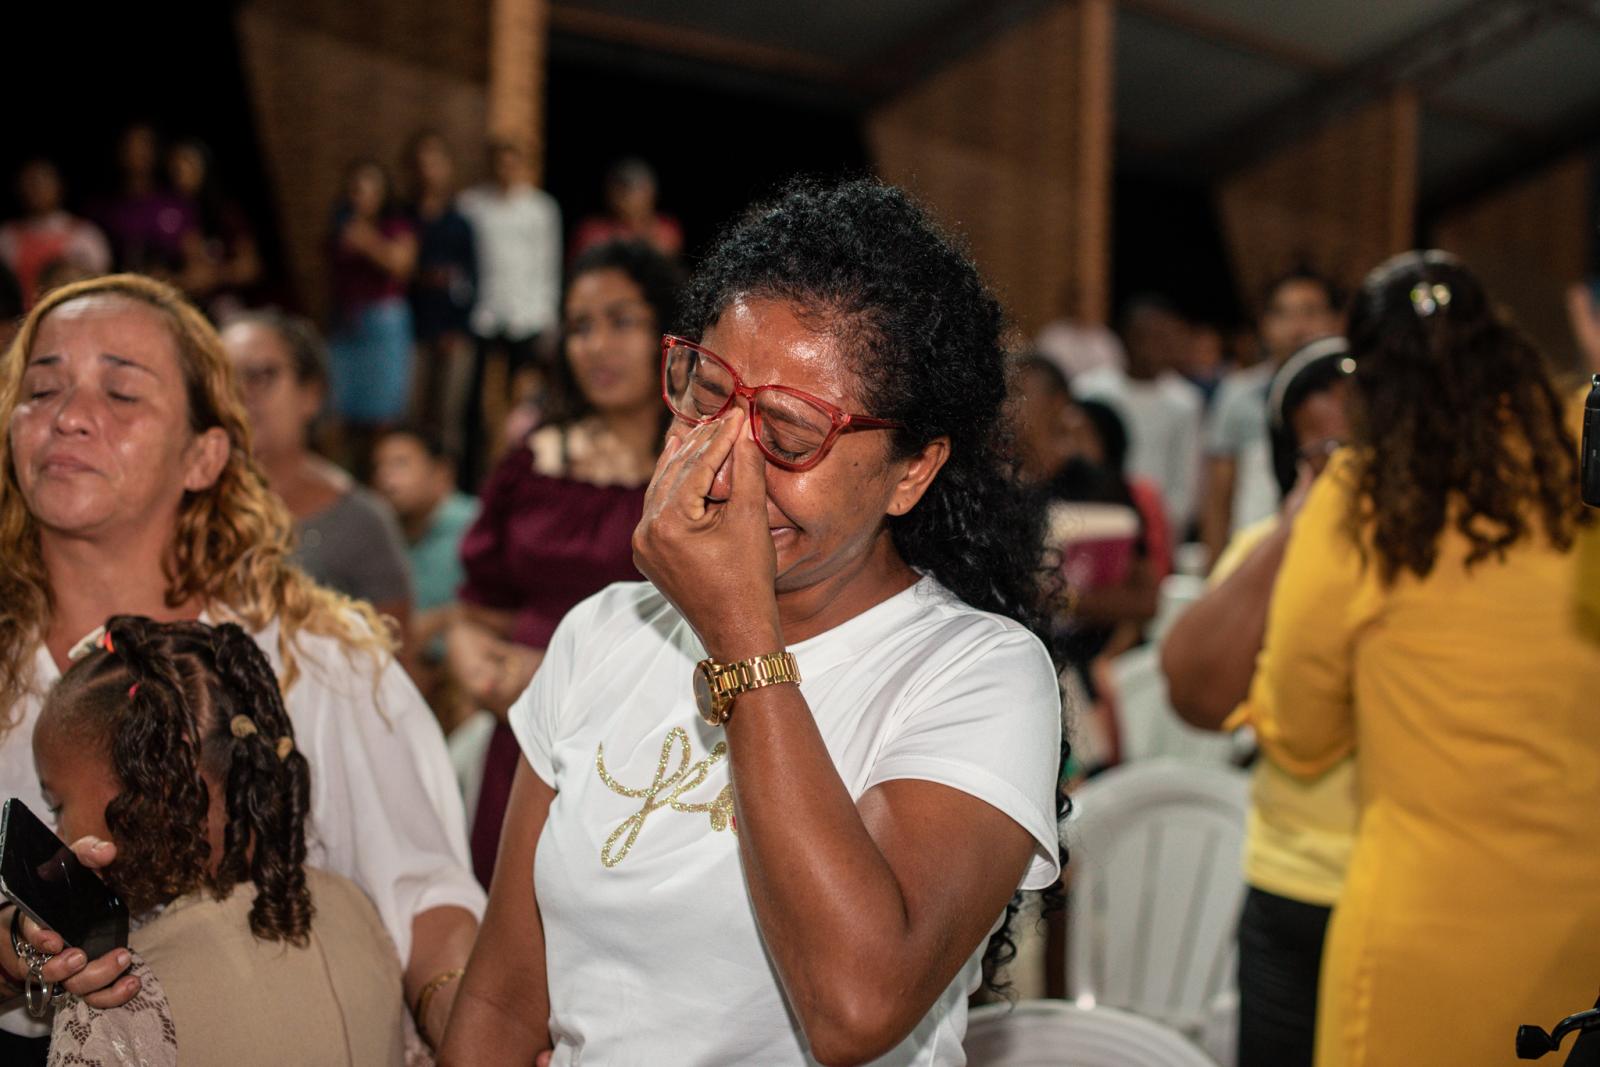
left=450, top=239, right=685, bottom=884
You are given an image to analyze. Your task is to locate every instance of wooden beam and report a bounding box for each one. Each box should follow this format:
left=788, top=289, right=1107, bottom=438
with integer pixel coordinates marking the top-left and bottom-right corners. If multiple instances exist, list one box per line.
left=1195, top=0, right=1573, bottom=176
left=488, top=0, right=549, bottom=180
left=1118, top=0, right=1339, bottom=73
left=1076, top=0, right=1115, bottom=325
left=547, top=4, right=851, bottom=87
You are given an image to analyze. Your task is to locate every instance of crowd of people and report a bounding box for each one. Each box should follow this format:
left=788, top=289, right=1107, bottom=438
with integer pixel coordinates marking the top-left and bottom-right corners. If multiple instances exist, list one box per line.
left=0, top=122, right=1597, bottom=1067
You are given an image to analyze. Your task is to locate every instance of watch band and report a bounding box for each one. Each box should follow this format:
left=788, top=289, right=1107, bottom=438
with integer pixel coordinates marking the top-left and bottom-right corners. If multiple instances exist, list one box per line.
left=707, top=652, right=800, bottom=724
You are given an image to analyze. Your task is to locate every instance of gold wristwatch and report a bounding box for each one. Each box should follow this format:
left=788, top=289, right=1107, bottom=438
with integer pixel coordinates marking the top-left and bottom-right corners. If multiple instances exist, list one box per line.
left=693, top=652, right=801, bottom=726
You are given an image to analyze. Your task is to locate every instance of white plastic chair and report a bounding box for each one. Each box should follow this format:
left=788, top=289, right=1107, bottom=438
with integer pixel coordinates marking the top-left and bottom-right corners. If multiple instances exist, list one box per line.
left=1151, top=572, right=1206, bottom=644
left=965, top=1001, right=1219, bottom=1067
left=1064, top=760, right=1249, bottom=1065
left=1111, top=645, right=1242, bottom=766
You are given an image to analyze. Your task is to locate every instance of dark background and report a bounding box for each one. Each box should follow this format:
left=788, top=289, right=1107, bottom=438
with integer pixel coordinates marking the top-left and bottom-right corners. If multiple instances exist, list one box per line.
left=1, top=2, right=1240, bottom=328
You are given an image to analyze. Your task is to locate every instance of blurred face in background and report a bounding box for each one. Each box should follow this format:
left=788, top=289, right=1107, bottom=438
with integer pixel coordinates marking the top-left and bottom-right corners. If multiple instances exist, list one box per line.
left=490, top=144, right=526, bottom=189
left=1122, top=304, right=1188, bottom=380
left=168, top=144, right=207, bottom=198
left=220, top=321, right=320, bottom=461
left=17, top=161, right=62, bottom=216
left=563, top=268, right=659, bottom=415
left=1289, top=379, right=1351, bottom=477
left=607, top=176, right=656, bottom=223
left=119, top=125, right=159, bottom=183
left=1014, top=364, right=1069, bottom=473
left=372, top=433, right=451, bottom=523
left=346, top=164, right=386, bottom=219
left=411, top=136, right=455, bottom=197
left=1261, top=279, right=1339, bottom=365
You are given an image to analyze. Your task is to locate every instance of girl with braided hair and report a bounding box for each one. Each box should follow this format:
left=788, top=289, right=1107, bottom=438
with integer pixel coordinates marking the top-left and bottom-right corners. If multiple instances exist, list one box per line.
left=16, top=615, right=406, bottom=1064
left=0, top=274, right=479, bottom=1058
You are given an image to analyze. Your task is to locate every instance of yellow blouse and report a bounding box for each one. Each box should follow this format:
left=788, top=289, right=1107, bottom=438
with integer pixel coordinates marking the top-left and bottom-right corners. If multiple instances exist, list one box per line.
left=1242, top=448, right=1600, bottom=1067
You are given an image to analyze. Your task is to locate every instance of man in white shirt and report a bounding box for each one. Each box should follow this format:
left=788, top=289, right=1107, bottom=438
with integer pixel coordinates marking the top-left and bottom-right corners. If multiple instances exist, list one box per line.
left=1073, top=296, right=1204, bottom=538
left=455, top=140, right=561, bottom=484
left=1199, top=268, right=1342, bottom=569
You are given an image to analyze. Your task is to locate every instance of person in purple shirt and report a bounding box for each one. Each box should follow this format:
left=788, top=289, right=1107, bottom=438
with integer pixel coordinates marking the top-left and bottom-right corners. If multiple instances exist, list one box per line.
left=327, top=159, right=418, bottom=453
left=93, top=124, right=196, bottom=278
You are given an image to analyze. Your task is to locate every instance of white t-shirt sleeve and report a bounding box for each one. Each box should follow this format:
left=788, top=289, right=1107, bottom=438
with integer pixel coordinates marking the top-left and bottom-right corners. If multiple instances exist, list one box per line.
left=864, top=627, right=1064, bottom=891
left=293, top=642, right=485, bottom=965
left=508, top=591, right=590, bottom=788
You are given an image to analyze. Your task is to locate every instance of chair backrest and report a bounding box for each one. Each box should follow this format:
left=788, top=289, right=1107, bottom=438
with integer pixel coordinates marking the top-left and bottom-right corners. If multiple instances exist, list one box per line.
left=1064, top=760, right=1249, bottom=1041
left=1151, top=572, right=1206, bottom=644
left=1112, top=646, right=1241, bottom=766
left=965, top=1001, right=1219, bottom=1067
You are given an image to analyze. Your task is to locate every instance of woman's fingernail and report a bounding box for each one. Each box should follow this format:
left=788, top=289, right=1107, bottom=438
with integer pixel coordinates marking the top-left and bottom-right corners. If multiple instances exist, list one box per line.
left=116, top=951, right=131, bottom=968
left=64, top=951, right=85, bottom=968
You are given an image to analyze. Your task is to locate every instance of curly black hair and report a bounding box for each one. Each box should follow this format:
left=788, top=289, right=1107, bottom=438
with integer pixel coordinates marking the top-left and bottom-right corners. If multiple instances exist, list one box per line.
left=682, top=177, right=1069, bottom=990
left=42, top=616, right=314, bottom=944
left=543, top=237, right=687, bottom=431
left=1346, top=251, right=1585, bottom=583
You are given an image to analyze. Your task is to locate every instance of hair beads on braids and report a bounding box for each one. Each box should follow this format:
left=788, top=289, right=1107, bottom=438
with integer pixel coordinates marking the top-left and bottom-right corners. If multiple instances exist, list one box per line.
left=44, top=616, right=315, bottom=944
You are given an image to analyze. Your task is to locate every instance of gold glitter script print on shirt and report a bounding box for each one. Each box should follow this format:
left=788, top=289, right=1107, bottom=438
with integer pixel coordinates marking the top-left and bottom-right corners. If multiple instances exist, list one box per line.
left=595, top=727, right=736, bottom=867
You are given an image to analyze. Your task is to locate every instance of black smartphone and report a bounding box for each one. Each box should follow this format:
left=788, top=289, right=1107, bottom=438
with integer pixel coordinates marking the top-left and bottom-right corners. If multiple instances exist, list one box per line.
left=1583, top=375, right=1600, bottom=509
left=0, top=798, right=128, bottom=960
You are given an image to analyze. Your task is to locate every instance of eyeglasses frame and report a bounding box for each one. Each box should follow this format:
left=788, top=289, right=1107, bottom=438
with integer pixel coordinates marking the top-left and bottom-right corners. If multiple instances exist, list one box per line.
left=659, top=334, right=902, bottom=472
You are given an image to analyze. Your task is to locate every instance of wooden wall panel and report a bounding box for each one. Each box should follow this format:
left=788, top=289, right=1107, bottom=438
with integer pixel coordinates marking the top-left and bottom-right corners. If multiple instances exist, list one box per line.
left=236, top=0, right=499, bottom=319
left=1217, top=91, right=1418, bottom=315
left=1433, top=154, right=1593, bottom=368
left=868, top=0, right=1114, bottom=334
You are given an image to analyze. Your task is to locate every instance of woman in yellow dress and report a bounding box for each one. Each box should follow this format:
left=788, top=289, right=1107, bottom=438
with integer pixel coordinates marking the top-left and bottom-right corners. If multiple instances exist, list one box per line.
left=1242, top=250, right=1600, bottom=1066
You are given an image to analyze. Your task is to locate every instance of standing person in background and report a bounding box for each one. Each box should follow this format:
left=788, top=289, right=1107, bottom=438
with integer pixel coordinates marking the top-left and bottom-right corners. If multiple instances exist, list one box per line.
left=1014, top=357, right=1156, bottom=770
left=1200, top=267, right=1341, bottom=568
left=327, top=159, right=417, bottom=468
left=1240, top=253, right=1600, bottom=1066
left=221, top=310, right=413, bottom=641
left=93, top=124, right=196, bottom=279
left=372, top=424, right=479, bottom=731
left=0, top=159, right=111, bottom=308
left=568, top=157, right=684, bottom=261
left=456, top=139, right=561, bottom=488
left=403, top=131, right=478, bottom=458
left=1162, top=337, right=1355, bottom=1067
left=446, top=239, right=683, bottom=886
left=1074, top=295, right=1204, bottom=540
left=166, top=138, right=262, bottom=318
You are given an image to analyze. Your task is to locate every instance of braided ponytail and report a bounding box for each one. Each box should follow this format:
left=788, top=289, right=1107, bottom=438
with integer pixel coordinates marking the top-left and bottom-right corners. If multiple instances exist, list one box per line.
left=41, top=616, right=313, bottom=943
left=209, top=624, right=314, bottom=945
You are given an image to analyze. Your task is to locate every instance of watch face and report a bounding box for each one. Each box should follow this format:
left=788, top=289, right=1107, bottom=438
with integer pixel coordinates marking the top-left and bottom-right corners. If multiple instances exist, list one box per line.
left=693, top=664, right=718, bottom=725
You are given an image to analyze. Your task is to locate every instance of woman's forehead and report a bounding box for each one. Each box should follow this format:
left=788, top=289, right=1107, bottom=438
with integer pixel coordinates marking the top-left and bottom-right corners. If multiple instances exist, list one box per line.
left=702, top=298, right=861, bottom=409
left=34, top=294, right=180, bottom=366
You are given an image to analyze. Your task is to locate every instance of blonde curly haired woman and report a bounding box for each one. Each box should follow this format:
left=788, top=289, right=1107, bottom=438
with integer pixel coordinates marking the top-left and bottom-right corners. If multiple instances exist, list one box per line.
left=0, top=274, right=482, bottom=1055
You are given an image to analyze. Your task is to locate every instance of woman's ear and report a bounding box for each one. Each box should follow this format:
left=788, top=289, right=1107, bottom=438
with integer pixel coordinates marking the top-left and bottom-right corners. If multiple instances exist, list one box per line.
left=182, top=427, right=231, bottom=493
left=886, top=436, right=950, bottom=517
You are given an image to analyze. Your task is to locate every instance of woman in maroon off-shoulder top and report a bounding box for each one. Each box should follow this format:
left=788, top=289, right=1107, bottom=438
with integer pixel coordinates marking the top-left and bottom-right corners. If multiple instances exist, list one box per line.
left=449, top=239, right=684, bottom=885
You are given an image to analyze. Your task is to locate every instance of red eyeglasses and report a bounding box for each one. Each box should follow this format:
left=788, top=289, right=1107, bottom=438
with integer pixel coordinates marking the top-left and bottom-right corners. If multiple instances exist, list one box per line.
left=660, top=335, right=901, bottom=472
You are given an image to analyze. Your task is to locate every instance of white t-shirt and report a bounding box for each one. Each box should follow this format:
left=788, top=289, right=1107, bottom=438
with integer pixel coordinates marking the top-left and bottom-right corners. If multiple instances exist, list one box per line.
left=513, top=578, right=1063, bottom=1066
left=1074, top=369, right=1204, bottom=534
left=457, top=183, right=562, bottom=340
left=1205, top=363, right=1279, bottom=533
left=0, top=614, right=484, bottom=1034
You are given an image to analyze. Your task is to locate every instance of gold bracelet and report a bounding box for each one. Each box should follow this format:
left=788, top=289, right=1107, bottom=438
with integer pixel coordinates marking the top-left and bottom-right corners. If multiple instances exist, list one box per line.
left=415, top=967, right=465, bottom=1031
